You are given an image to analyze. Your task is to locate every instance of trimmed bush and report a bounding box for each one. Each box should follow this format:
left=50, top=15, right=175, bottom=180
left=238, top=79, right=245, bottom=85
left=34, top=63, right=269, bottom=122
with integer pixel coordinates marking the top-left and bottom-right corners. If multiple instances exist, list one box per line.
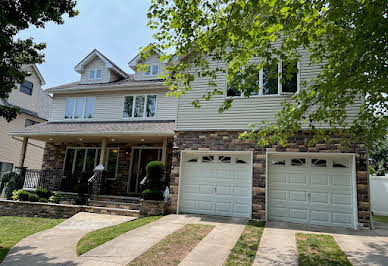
left=142, top=189, right=163, bottom=200
left=146, top=161, right=165, bottom=178
left=74, top=196, right=87, bottom=205
left=49, top=191, right=61, bottom=204
left=28, top=193, right=39, bottom=202
left=39, top=198, right=49, bottom=203
left=0, top=172, right=24, bottom=199
left=75, top=183, right=88, bottom=196
left=12, top=189, right=30, bottom=201
left=141, top=161, right=166, bottom=201
left=35, top=188, right=51, bottom=199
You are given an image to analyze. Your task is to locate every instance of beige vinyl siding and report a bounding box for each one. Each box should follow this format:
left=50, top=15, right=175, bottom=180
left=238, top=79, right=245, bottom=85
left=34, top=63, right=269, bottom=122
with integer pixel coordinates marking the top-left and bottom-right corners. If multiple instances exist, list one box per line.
left=37, top=90, right=52, bottom=120
left=134, top=53, right=165, bottom=81
left=50, top=89, right=177, bottom=122
left=80, top=57, right=111, bottom=84
left=0, top=114, right=46, bottom=169
left=109, top=70, right=121, bottom=82
left=176, top=49, right=361, bottom=130
left=7, top=65, right=41, bottom=113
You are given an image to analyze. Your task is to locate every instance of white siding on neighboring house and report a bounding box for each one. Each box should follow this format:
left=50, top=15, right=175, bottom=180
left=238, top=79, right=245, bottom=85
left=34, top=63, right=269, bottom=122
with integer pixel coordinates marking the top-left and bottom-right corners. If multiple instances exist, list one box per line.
left=176, top=49, right=362, bottom=130
left=38, top=90, right=52, bottom=120
left=134, top=53, right=165, bottom=81
left=80, top=57, right=111, bottom=84
left=7, top=65, right=42, bottom=113
left=50, top=89, right=177, bottom=122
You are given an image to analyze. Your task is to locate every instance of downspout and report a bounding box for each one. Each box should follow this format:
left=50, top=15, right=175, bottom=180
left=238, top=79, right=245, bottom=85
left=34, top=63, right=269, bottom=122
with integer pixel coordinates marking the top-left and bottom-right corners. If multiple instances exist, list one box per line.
left=366, top=148, right=374, bottom=230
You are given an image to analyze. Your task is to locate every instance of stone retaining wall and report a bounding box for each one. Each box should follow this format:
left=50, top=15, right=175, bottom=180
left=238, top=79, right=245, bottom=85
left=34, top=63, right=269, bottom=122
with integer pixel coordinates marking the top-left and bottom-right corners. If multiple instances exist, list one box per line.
left=139, top=200, right=168, bottom=217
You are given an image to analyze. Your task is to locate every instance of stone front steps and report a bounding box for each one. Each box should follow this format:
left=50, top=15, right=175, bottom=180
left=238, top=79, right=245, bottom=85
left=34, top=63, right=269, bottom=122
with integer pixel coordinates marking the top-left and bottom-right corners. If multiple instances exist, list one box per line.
left=86, top=195, right=141, bottom=217
left=88, top=200, right=140, bottom=210
left=92, top=194, right=140, bottom=204
left=83, top=206, right=139, bottom=217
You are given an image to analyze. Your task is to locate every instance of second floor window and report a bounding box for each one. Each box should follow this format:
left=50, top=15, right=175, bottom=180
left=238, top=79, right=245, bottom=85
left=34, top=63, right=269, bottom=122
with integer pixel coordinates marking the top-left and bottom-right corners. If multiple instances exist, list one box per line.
left=65, top=97, right=96, bottom=119
left=89, top=69, right=102, bottom=80
left=226, top=61, right=299, bottom=97
left=20, top=81, right=33, bottom=95
left=145, top=64, right=159, bottom=76
left=123, top=95, right=157, bottom=118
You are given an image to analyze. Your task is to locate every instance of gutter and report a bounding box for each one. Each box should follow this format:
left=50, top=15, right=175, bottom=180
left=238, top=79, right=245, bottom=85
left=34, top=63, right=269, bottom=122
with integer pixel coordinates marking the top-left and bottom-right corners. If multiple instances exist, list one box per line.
left=9, top=131, right=175, bottom=137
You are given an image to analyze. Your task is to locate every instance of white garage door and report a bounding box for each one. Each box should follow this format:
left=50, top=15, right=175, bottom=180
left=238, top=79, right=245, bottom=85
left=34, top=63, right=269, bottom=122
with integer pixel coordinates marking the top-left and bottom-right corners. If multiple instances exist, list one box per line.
left=179, top=151, right=252, bottom=218
left=268, top=153, right=357, bottom=229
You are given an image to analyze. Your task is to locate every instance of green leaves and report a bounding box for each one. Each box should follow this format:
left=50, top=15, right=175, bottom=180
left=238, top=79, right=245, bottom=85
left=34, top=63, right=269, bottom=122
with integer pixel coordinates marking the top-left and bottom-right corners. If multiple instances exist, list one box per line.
left=148, top=0, right=388, bottom=147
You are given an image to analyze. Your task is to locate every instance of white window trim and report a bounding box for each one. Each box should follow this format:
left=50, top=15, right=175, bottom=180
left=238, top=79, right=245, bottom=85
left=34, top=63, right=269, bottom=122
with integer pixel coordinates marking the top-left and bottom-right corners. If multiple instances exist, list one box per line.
left=144, top=64, right=160, bottom=76
left=121, top=94, right=158, bottom=119
left=105, top=147, right=119, bottom=180
left=225, top=61, right=301, bottom=98
left=65, top=97, right=96, bottom=120
left=88, top=68, right=103, bottom=80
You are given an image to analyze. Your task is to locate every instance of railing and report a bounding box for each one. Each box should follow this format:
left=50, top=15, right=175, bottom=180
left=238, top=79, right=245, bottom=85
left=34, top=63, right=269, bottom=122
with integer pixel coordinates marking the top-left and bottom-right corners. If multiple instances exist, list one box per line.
left=22, top=169, right=95, bottom=193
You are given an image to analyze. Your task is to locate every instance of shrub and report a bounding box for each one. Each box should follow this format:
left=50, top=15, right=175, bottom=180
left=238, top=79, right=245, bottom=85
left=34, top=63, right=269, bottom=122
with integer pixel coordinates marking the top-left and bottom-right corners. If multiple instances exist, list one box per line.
left=49, top=191, right=61, bottom=204
left=35, top=188, right=51, bottom=199
left=12, top=189, right=30, bottom=201
left=0, top=172, right=24, bottom=199
left=28, top=193, right=39, bottom=202
left=74, top=196, right=87, bottom=205
left=142, top=189, right=163, bottom=200
left=39, top=198, right=48, bottom=203
left=75, top=183, right=88, bottom=196
left=141, top=161, right=166, bottom=201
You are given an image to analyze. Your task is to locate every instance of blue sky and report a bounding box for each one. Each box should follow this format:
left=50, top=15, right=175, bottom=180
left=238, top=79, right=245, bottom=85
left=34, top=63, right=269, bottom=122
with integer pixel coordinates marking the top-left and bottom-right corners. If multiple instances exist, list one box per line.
left=18, top=1, right=153, bottom=89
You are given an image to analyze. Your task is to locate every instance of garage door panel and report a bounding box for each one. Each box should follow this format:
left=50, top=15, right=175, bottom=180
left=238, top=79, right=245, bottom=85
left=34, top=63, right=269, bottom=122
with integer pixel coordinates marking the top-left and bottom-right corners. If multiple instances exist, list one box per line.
left=268, top=154, right=356, bottom=229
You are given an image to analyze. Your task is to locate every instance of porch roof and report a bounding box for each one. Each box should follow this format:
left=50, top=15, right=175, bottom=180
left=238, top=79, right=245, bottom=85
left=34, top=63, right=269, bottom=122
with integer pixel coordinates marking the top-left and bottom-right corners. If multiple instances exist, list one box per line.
left=10, top=120, right=176, bottom=138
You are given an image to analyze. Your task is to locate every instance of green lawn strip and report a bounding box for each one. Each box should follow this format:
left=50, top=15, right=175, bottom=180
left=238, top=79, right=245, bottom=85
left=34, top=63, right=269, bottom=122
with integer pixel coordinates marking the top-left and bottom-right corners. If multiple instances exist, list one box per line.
left=373, top=216, right=388, bottom=224
left=0, top=216, right=65, bottom=262
left=224, top=221, right=265, bottom=266
left=77, top=216, right=161, bottom=255
left=296, top=233, right=351, bottom=266
left=129, top=224, right=215, bottom=266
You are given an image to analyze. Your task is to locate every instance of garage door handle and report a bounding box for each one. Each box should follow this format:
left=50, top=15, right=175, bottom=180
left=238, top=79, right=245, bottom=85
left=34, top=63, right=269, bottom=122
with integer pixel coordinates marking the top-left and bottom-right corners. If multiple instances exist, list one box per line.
left=214, top=186, right=217, bottom=193
left=308, top=192, right=311, bottom=201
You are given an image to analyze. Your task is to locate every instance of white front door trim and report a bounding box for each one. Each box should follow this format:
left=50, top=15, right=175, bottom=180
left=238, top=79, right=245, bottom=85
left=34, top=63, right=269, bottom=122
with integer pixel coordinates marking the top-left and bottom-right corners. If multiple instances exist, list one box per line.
left=177, top=150, right=253, bottom=218
left=265, top=151, right=358, bottom=230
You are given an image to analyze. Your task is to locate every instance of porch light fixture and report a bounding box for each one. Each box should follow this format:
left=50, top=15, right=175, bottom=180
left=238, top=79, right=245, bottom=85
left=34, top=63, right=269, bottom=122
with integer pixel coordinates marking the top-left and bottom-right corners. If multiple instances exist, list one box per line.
left=79, top=138, right=83, bottom=141
left=140, top=138, right=144, bottom=142
left=112, top=138, right=115, bottom=141
left=49, top=138, right=53, bottom=141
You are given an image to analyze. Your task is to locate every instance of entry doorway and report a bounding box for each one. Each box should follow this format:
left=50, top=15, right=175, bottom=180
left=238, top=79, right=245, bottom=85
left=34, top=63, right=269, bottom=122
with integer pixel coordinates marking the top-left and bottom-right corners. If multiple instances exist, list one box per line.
left=128, top=147, right=162, bottom=193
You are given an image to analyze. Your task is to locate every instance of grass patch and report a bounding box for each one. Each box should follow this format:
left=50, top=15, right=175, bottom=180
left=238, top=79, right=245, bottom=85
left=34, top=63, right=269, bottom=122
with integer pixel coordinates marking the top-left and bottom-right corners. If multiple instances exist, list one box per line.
left=77, top=216, right=161, bottom=255
left=129, top=224, right=214, bottom=266
left=225, top=221, right=265, bottom=266
left=296, top=233, right=351, bottom=266
left=374, top=216, right=388, bottom=224
left=0, top=216, right=64, bottom=262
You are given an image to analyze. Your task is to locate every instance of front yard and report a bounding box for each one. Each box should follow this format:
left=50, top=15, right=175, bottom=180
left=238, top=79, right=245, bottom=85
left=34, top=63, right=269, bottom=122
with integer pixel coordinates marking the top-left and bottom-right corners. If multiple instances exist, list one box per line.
left=0, top=216, right=64, bottom=262
left=374, top=215, right=388, bottom=224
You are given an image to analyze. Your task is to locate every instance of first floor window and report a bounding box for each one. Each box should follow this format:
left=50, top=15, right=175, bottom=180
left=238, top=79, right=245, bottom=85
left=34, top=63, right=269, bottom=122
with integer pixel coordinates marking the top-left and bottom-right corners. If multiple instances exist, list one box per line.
left=20, top=81, right=33, bottom=95
left=226, top=60, right=299, bottom=97
left=106, top=148, right=119, bottom=179
left=0, top=162, right=13, bottom=172
left=123, top=95, right=157, bottom=118
left=65, top=97, right=96, bottom=119
left=64, top=147, right=108, bottom=174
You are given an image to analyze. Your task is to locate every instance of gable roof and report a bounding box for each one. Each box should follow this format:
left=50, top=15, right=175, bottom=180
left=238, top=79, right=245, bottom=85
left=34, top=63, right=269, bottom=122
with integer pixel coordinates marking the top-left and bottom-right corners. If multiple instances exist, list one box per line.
left=74, top=49, right=129, bottom=78
left=128, top=43, right=163, bottom=71
left=22, top=64, right=46, bottom=85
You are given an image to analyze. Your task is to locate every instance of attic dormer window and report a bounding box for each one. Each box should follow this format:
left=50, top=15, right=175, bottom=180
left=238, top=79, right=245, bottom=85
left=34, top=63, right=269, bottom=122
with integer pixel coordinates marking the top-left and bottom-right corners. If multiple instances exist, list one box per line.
left=89, top=69, right=102, bottom=80
left=145, top=64, right=159, bottom=76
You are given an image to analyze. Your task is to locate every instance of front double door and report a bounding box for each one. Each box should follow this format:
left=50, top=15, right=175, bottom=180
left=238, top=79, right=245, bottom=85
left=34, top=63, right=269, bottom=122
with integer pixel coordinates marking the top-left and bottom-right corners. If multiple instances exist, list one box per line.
left=128, top=148, right=162, bottom=193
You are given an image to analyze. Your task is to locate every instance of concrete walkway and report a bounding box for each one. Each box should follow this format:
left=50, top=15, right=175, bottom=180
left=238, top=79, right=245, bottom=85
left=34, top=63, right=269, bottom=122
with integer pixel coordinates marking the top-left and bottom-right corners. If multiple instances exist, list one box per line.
left=254, top=221, right=388, bottom=266
left=1, top=212, right=134, bottom=266
left=82, top=214, right=247, bottom=266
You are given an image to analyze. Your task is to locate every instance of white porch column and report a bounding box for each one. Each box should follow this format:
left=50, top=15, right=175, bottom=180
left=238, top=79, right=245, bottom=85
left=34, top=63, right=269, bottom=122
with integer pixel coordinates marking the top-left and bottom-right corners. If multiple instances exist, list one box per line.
left=99, top=137, right=108, bottom=166
left=161, top=136, right=168, bottom=164
left=18, top=137, right=28, bottom=168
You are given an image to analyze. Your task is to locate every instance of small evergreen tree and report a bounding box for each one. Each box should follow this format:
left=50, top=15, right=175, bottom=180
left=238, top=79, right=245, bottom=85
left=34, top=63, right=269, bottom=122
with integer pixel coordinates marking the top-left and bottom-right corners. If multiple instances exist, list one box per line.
left=142, top=161, right=166, bottom=200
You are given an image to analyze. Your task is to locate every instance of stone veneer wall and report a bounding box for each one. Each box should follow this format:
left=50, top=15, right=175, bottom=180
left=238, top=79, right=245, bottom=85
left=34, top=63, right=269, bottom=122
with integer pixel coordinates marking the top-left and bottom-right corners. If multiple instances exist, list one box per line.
left=41, top=138, right=174, bottom=196
left=169, top=131, right=370, bottom=227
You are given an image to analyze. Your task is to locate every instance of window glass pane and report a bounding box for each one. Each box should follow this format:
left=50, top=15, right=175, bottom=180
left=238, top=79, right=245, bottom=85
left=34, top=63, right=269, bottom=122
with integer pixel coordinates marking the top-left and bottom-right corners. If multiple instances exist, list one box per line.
left=146, top=95, right=157, bottom=117
left=89, top=70, right=95, bottom=80
left=236, top=159, right=248, bottom=164
left=263, top=62, right=279, bottom=95
left=0, top=162, right=13, bottom=172
left=96, top=149, right=101, bottom=166
left=145, top=66, right=151, bottom=75
left=123, top=96, right=133, bottom=118
left=227, top=71, right=243, bottom=97
left=134, top=96, right=145, bottom=117
left=106, top=149, right=118, bottom=178
left=202, top=156, right=214, bottom=162
left=85, top=149, right=96, bottom=172
left=291, top=158, right=306, bottom=166
left=74, top=98, right=85, bottom=119
left=219, top=156, right=231, bottom=163
left=25, top=119, right=38, bottom=127
left=20, top=81, right=33, bottom=95
left=74, top=149, right=86, bottom=172
left=65, top=98, right=75, bottom=119
left=64, top=149, right=75, bottom=171
left=272, top=159, right=285, bottom=166
left=84, top=98, right=95, bottom=118
left=282, top=62, right=298, bottom=93
left=96, top=69, right=102, bottom=79
left=333, top=160, right=349, bottom=168
left=151, top=65, right=159, bottom=75
left=312, top=159, right=327, bottom=167
left=227, top=87, right=241, bottom=97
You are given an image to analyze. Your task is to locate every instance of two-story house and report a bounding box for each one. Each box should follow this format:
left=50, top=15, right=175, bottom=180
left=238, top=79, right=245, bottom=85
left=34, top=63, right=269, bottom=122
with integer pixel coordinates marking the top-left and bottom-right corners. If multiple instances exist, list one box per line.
left=11, top=49, right=176, bottom=195
left=11, top=47, right=370, bottom=229
left=0, top=64, right=52, bottom=172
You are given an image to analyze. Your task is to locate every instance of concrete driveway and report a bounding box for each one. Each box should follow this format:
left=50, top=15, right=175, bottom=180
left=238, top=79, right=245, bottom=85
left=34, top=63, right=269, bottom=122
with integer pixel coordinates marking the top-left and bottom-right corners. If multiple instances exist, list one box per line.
left=254, top=221, right=388, bottom=266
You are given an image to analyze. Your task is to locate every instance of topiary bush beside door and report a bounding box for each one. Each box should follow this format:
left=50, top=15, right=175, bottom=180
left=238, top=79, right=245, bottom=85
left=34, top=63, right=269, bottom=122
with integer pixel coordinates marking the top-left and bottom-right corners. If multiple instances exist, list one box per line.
left=141, top=161, right=166, bottom=200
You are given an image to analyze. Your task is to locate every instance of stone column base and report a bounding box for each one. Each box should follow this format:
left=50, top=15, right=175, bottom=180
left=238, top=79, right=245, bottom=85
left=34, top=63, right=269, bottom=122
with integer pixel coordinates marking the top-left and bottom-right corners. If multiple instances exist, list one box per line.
left=139, top=200, right=168, bottom=217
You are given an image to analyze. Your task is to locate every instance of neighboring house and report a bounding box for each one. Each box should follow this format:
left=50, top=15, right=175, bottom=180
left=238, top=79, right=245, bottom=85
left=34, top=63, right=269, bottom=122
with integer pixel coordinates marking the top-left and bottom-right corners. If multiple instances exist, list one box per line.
left=0, top=64, right=52, bottom=171
left=11, top=47, right=370, bottom=230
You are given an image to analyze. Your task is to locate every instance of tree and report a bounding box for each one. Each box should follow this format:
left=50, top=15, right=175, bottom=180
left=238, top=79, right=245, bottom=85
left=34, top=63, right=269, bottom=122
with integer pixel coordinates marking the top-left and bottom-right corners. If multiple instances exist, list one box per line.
left=0, top=0, right=78, bottom=121
left=370, top=136, right=388, bottom=176
left=147, top=0, right=388, bottom=147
